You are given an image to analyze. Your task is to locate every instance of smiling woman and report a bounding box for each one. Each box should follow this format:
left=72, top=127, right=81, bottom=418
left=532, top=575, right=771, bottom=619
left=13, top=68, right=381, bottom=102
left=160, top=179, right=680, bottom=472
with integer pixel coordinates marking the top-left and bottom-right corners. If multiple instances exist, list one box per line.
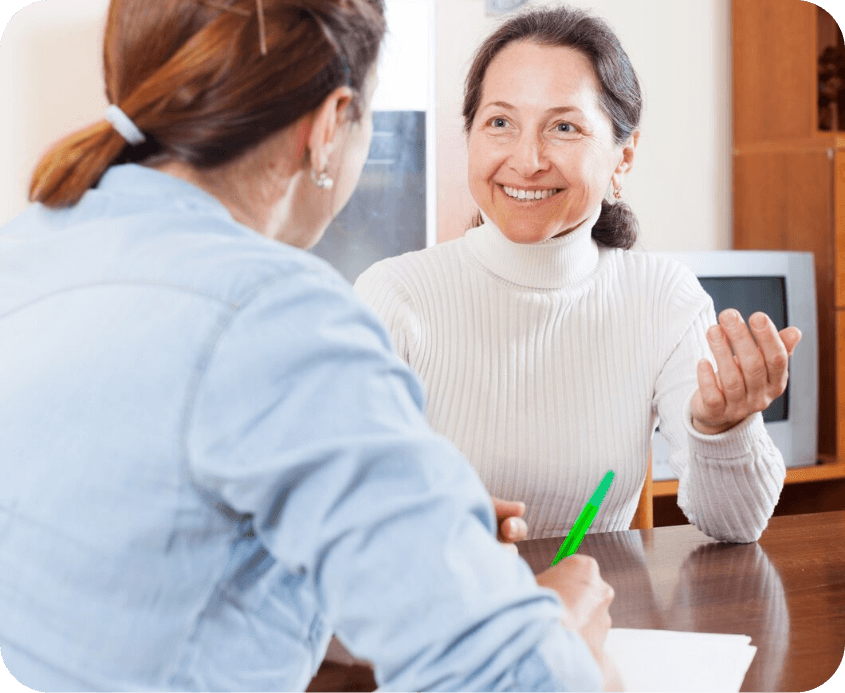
left=355, top=5, right=801, bottom=545
left=466, top=41, right=635, bottom=245
left=461, top=7, right=641, bottom=250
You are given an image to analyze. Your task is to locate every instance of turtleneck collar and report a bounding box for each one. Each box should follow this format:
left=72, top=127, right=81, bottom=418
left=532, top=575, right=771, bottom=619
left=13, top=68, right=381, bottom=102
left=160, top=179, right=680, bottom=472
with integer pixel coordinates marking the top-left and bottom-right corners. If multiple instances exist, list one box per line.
left=464, top=206, right=602, bottom=290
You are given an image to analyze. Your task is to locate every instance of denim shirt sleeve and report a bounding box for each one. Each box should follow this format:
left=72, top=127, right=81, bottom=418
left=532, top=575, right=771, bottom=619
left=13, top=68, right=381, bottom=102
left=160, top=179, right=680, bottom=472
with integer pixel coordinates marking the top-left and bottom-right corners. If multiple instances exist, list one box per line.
left=185, top=264, right=602, bottom=692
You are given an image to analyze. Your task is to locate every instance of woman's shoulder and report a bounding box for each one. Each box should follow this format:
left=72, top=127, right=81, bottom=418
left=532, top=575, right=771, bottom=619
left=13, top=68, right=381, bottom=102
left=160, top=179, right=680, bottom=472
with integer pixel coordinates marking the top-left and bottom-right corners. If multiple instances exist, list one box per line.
left=7, top=191, right=349, bottom=311
left=364, top=238, right=463, bottom=273
left=598, top=248, right=713, bottom=333
left=161, top=217, right=348, bottom=305
left=354, top=238, right=465, bottom=295
left=608, top=248, right=709, bottom=300
left=607, top=246, right=694, bottom=280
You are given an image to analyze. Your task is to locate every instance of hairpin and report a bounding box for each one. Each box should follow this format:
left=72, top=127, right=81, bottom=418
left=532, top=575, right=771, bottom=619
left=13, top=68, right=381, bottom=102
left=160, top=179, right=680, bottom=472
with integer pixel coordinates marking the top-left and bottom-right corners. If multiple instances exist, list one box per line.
left=256, top=0, right=267, bottom=56
left=197, top=0, right=267, bottom=56
left=198, top=0, right=250, bottom=17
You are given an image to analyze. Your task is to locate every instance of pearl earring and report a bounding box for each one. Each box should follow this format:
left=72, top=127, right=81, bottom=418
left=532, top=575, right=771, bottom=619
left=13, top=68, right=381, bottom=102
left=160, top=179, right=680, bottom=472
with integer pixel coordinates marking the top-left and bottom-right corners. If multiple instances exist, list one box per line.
left=310, top=168, right=334, bottom=191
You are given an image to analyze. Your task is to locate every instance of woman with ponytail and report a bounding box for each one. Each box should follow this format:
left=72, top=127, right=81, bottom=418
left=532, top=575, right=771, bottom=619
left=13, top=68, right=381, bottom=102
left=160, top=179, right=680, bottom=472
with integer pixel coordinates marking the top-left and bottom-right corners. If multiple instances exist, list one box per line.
left=356, top=6, right=801, bottom=544
left=0, top=1, right=623, bottom=691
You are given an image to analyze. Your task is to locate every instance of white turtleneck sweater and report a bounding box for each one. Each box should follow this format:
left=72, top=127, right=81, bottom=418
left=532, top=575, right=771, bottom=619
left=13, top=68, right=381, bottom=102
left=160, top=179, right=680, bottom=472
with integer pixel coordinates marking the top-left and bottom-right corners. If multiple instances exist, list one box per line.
left=354, top=210, right=785, bottom=543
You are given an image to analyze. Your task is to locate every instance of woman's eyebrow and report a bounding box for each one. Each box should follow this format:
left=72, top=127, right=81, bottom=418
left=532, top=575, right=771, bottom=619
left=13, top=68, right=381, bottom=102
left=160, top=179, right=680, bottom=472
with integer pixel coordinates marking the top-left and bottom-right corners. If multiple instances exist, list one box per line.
left=480, top=101, right=585, bottom=118
left=546, top=106, right=585, bottom=117
left=481, top=100, right=517, bottom=111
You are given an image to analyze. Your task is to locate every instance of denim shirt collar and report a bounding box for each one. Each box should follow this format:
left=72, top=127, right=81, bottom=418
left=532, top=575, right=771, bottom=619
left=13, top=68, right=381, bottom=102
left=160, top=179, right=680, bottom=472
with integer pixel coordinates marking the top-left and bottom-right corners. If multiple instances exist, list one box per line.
left=96, top=164, right=237, bottom=223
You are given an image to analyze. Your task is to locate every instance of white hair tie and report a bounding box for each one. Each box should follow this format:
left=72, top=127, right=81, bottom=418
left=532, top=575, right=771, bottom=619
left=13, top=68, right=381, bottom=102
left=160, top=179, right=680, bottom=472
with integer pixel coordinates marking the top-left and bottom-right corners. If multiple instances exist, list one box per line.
left=104, top=104, right=146, bottom=146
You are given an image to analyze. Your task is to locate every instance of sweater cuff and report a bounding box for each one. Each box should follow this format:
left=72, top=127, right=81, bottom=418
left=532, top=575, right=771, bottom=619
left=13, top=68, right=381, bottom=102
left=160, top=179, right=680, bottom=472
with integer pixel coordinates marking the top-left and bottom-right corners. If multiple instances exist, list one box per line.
left=682, top=393, right=768, bottom=462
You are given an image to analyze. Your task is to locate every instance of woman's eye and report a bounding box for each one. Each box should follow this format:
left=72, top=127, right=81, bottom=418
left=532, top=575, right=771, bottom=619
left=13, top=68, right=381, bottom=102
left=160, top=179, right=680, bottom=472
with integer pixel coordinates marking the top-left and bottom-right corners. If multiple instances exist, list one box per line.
left=490, top=117, right=509, bottom=128
left=555, top=122, right=576, bottom=133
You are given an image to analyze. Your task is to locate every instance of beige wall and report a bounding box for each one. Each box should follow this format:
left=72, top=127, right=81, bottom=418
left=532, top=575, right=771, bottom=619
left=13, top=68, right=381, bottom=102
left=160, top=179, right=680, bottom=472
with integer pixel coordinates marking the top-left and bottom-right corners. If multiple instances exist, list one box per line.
left=0, top=0, right=110, bottom=224
left=435, top=0, right=733, bottom=250
left=1, top=0, right=734, bottom=254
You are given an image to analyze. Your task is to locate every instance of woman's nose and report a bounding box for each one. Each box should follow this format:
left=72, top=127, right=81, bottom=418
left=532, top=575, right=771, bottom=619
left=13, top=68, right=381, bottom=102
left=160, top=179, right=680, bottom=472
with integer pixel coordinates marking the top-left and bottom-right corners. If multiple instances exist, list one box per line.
left=508, top=133, right=550, bottom=177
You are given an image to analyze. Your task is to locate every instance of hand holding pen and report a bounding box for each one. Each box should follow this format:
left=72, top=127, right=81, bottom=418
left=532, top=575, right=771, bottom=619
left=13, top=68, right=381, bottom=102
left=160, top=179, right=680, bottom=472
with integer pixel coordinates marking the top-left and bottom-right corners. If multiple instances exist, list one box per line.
left=493, top=475, right=620, bottom=687
left=536, top=471, right=622, bottom=689
left=536, top=552, right=619, bottom=690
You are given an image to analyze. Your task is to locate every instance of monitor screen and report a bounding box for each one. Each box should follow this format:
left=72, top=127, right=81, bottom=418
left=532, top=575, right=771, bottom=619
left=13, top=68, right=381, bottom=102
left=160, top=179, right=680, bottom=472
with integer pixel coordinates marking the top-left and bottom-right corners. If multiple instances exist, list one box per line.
left=698, top=276, right=788, bottom=422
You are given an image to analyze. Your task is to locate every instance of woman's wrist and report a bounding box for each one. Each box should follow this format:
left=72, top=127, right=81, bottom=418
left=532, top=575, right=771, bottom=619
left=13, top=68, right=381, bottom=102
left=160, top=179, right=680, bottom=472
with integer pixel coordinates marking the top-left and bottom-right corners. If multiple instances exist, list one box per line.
left=691, top=417, right=737, bottom=436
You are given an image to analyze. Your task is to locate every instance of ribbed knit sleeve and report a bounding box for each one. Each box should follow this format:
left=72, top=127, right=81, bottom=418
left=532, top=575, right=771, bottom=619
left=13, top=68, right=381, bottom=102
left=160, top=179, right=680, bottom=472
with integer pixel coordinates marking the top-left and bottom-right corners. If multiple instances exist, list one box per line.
left=653, top=263, right=786, bottom=543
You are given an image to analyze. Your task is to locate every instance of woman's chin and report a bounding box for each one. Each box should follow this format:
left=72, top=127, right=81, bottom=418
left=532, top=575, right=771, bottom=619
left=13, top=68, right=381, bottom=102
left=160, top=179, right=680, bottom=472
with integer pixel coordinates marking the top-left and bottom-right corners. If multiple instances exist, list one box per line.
left=497, top=223, right=568, bottom=245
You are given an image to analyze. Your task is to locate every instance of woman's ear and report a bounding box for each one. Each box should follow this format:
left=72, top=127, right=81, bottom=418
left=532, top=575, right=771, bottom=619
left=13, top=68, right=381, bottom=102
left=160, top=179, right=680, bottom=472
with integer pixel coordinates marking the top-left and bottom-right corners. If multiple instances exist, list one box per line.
left=306, top=85, right=355, bottom=173
left=611, top=130, right=639, bottom=192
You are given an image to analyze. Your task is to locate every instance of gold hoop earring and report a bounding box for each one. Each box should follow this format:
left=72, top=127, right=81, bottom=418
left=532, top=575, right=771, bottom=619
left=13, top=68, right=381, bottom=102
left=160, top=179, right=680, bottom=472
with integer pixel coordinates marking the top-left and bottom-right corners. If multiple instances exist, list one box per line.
left=310, top=168, right=334, bottom=191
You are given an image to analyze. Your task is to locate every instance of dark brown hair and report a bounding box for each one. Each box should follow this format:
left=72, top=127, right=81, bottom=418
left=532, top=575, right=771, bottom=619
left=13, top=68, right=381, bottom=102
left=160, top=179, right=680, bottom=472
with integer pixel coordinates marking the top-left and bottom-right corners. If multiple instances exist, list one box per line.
left=463, top=6, right=642, bottom=249
left=30, top=0, right=386, bottom=208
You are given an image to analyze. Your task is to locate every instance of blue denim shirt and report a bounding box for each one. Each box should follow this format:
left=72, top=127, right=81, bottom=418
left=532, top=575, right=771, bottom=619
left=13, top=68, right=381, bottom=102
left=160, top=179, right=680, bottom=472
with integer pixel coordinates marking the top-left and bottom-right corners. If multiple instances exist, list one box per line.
left=0, top=165, right=601, bottom=691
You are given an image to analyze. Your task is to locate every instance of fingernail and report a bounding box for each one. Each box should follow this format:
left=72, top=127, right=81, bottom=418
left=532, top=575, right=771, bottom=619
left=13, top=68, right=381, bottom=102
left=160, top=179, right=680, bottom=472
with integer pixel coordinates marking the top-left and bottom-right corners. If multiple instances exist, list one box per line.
left=750, top=313, right=767, bottom=329
left=723, top=309, right=740, bottom=325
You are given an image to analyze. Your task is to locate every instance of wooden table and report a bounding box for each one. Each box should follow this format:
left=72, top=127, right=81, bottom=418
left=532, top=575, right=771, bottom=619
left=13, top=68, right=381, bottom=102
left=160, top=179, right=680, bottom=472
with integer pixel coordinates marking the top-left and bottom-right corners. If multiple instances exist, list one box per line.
left=308, top=511, right=845, bottom=692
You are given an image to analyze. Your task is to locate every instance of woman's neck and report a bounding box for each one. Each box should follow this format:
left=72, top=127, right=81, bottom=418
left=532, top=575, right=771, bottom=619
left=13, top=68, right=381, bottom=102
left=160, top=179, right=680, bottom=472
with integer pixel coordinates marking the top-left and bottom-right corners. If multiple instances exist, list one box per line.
left=146, top=126, right=302, bottom=241
left=148, top=158, right=277, bottom=233
left=465, top=206, right=603, bottom=290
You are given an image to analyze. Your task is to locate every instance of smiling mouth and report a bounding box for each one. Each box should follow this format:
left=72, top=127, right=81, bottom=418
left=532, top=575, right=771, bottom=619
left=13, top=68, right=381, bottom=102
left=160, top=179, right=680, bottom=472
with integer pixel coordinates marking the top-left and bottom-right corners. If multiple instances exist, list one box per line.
left=499, top=184, right=562, bottom=201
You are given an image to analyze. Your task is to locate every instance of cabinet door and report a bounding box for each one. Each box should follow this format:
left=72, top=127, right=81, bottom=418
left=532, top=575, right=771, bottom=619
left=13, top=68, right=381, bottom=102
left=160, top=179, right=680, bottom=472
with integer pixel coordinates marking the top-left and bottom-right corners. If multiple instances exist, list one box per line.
left=733, top=0, right=817, bottom=145
left=734, top=149, right=836, bottom=456
left=839, top=311, right=845, bottom=462
left=836, top=150, right=845, bottom=309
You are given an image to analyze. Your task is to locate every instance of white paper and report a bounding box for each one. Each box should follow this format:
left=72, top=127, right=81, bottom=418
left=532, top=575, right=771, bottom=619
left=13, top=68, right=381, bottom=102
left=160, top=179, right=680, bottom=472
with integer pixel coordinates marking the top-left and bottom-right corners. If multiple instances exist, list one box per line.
left=605, top=628, right=757, bottom=692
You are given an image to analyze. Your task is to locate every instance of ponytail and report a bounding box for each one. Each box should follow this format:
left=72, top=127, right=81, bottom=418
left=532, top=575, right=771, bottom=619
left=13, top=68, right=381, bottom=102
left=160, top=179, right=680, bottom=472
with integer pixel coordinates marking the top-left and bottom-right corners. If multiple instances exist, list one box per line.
left=591, top=199, right=638, bottom=250
left=29, top=120, right=130, bottom=207
left=28, top=0, right=386, bottom=209
left=468, top=210, right=484, bottom=230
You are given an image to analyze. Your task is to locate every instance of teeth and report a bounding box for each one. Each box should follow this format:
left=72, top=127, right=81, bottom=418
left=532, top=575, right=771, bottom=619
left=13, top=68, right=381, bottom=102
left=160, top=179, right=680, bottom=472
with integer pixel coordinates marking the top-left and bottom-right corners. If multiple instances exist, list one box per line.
left=502, top=185, right=559, bottom=200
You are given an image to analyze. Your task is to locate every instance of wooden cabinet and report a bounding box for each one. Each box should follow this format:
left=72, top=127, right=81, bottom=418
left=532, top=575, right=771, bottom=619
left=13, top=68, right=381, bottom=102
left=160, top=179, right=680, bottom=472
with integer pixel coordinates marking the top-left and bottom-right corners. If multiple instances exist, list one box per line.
left=732, top=0, right=845, bottom=485
left=654, top=0, right=845, bottom=515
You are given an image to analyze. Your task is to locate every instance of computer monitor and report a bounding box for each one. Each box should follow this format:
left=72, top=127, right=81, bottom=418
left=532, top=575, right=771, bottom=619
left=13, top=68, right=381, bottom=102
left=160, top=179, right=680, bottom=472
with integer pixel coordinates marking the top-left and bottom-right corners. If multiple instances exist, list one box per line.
left=647, top=251, right=818, bottom=479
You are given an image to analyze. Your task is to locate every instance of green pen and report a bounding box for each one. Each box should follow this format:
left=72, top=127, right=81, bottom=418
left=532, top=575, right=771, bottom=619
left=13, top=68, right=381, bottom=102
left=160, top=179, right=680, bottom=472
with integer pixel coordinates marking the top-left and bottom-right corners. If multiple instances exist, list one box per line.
left=551, top=471, right=614, bottom=566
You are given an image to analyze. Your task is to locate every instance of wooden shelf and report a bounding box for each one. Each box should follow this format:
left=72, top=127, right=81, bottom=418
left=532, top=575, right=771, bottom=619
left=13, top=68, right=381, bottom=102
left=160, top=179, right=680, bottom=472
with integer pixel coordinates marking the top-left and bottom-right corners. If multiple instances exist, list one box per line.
left=654, top=479, right=678, bottom=498
left=733, top=133, right=839, bottom=155
left=653, top=455, right=845, bottom=498
left=786, top=456, right=845, bottom=483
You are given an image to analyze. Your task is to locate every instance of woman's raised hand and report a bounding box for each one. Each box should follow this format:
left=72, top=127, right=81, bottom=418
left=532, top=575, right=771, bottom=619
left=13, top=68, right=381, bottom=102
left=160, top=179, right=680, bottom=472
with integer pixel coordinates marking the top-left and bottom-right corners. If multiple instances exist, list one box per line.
left=691, top=310, right=802, bottom=435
